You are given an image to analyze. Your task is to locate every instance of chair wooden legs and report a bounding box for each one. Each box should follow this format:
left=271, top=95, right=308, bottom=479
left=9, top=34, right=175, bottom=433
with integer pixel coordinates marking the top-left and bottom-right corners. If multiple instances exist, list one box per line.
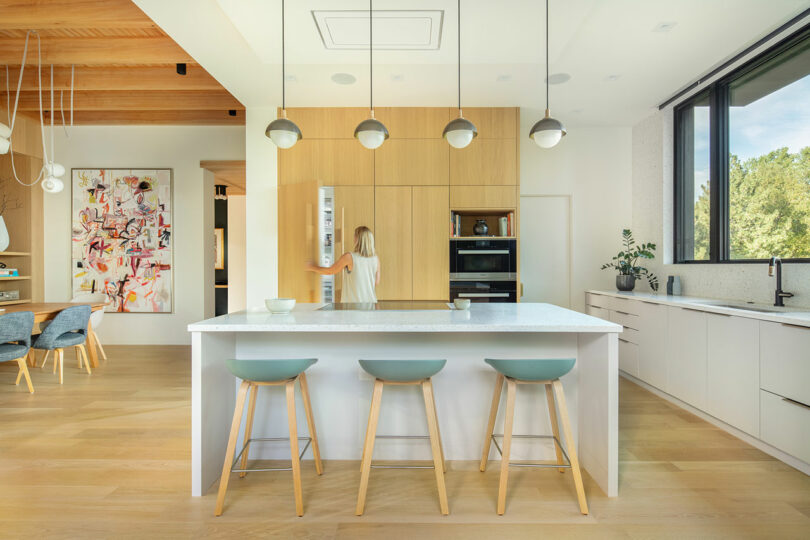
left=552, top=380, right=589, bottom=515
left=480, top=373, right=504, bottom=472
left=356, top=379, right=383, bottom=516
left=39, top=350, right=50, bottom=368
left=238, top=384, right=258, bottom=478
left=91, top=329, right=107, bottom=361
left=214, top=380, right=250, bottom=517
left=422, top=379, right=449, bottom=515
left=545, top=382, right=566, bottom=473
left=14, top=357, right=34, bottom=393
left=496, top=378, right=517, bottom=515
left=57, top=349, right=64, bottom=384
left=75, top=345, right=92, bottom=375
left=298, top=372, right=323, bottom=475
left=286, top=379, right=304, bottom=517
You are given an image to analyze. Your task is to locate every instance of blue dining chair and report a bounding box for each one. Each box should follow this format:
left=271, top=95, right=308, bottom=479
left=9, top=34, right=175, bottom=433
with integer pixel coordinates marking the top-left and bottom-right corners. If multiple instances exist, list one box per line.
left=0, top=311, right=36, bottom=393
left=32, top=305, right=92, bottom=385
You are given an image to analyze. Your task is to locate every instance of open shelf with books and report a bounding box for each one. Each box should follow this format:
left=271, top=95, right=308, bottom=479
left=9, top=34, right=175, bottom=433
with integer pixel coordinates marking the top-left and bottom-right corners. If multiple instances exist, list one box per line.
left=449, top=209, right=516, bottom=238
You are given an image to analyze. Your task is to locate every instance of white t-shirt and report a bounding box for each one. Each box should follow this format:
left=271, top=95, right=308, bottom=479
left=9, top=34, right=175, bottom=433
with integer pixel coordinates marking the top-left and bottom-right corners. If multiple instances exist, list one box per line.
left=342, top=253, right=378, bottom=303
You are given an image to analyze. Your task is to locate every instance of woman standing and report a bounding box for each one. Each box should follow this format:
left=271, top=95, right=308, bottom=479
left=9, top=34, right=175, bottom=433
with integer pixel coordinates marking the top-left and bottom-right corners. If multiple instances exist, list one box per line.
left=305, top=226, right=380, bottom=303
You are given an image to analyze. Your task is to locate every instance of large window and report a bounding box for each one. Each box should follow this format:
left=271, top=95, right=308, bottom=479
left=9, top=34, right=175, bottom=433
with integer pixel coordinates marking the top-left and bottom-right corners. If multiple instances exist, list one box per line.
left=675, top=27, right=810, bottom=263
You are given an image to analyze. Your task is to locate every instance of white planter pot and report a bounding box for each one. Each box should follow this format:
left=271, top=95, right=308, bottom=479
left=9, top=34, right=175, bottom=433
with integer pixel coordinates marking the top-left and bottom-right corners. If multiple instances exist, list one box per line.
left=0, top=216, right=9, bottom=252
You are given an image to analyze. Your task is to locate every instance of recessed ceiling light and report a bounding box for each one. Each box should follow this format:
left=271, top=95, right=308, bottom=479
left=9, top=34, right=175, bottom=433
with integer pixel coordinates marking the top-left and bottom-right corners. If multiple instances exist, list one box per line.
left=496, top=74, right=512, bottom=82
left=605, top=74, right=621, bottom=82
left=546, top=72, right=571, bottom=85
left=331, top=72, right=357, bottom=85
left=652, top=21, right=677, bottom=33
left=391, top=74, right=404, bottom=82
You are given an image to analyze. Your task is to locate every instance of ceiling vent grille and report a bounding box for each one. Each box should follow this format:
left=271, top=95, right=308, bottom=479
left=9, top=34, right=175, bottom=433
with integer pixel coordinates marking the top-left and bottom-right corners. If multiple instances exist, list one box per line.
left=312, top=10, right=444, bottom=50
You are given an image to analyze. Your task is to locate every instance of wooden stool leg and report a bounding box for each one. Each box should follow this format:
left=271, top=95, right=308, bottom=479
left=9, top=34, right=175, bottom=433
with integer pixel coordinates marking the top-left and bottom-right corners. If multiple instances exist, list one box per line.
left=15, top=358, right=34, bottom=393
left=429, top=382, right=446, bottom=473
left=356, top=379, right=383, bottom=516
left=422, top=379, right=449, bottom=515
left=286, top=379, right=304, bottom=516
left=298, top=372, right=323, bottom=475
left=239, top=384, right=258, bottom=478
left=552, top=379, right=589, bottom=515
left=214, top=380, right=250, bottom=516
left=497, top=378, right=517, bottom=515
left=545, top=383, right=565, bottom=473
left=480, top=373, right=504, bottom=472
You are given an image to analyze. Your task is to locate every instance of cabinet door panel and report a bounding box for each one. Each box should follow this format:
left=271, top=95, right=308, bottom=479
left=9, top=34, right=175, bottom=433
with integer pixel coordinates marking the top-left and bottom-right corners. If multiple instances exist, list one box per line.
left=636, top=301, right=668, bottom=390
left=374, top=107, right=452, bottom=138
left=283, top=107, right=368, bottom=138
left=760, top=321, right=810, bottom=406
left=460, top=107, right=517, bottom=139
left=450, top=186, right=517, bottom=209
left=333, top=186, right=375, bottom=302
left=375, top=139, right=449, bottom=186
left=450, top=139, right=517, bottom=186
left=412, top=186, right=449, bottom=300
left=279, top=140, right=373, bottom=185
left=618, top=338, right=639, bottom=377
left=375, top=187, right=412, bottom=300
left=706, top=314, right=759, bottom=436
left=667, top=307, right=708, bottom=410
left=278, top=181, right=320, bottom=302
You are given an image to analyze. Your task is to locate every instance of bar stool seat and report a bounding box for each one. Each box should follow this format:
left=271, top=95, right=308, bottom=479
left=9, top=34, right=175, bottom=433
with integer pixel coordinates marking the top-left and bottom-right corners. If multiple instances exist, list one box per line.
left=214, top=358, right=322, bottom=517
left=356, top=359, right=449, bottom=516
left=480, top=358, right=588, bottom=516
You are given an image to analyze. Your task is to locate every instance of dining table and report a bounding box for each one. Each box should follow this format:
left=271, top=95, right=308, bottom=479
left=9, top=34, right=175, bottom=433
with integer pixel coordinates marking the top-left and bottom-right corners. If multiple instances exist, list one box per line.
left=1, top=302, right=106, bottom=368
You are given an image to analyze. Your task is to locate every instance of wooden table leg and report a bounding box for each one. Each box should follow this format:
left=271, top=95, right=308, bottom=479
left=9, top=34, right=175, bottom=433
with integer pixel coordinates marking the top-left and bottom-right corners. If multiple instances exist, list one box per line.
left=85, top=321, right=100, bottom=368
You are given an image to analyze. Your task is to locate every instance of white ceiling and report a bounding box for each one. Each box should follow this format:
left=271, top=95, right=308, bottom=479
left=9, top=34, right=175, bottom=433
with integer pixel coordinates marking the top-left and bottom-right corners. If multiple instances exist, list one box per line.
left=135, top=0, right=810, bottom=126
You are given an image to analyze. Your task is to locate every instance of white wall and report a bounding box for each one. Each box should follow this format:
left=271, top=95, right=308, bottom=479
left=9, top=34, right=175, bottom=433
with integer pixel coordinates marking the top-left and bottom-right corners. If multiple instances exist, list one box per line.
left=46, top=125, right=245, bottom=344
left=227, top=194, right=246, bottom=313
left=632, top=110, right=810, bottom=307
left=520, top=107, right=633, bottom=312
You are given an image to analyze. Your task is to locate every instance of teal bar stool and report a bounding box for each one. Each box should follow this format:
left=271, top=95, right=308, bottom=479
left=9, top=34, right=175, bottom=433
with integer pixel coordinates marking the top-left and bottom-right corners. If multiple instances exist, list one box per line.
left=214, top=359, right=322, bottom=517
left=355, top=359, right=449, bottom=516
left=479, top=358, right=588, bottom=516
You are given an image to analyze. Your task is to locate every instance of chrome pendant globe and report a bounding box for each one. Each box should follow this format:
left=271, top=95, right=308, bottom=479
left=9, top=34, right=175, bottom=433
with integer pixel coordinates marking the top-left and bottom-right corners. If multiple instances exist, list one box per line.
left=266, top=117, right=302, bottom=149
left=354, top=118, right=389, bottom=150
left=443, top=116, right=477, bottom=149
left=529, top=109, right=566, bottom=148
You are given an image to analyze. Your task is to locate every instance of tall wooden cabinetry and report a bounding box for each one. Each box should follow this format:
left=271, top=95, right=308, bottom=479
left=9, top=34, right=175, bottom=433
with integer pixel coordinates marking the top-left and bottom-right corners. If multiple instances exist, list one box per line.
left=277, top=107, right=520, bottom=302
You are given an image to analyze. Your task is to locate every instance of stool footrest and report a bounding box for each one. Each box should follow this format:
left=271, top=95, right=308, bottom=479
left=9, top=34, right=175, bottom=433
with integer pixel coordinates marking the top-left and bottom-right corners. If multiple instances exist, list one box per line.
left=230, top=436, right=312, bottom=473
left=491, top=434, right=572, bottom=469
left=370, top=463, right=435, bottom=470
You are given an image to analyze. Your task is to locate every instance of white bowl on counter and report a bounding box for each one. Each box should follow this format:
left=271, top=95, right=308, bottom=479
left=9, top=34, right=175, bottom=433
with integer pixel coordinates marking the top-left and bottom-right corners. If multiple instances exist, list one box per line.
left=265, top=298, right=296, bottom=314
left=453, top=298, right=471, bottom=310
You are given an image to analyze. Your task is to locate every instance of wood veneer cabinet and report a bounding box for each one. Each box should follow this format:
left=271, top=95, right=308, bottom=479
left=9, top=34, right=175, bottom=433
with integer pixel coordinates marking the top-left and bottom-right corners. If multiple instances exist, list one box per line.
left=279, top=140, right=373, bottom=186
left=450, top=186, right=517, bottom=209
left=373, top=107, right=452, bottom=138
left=412, top=186, right=449, bottom=300
left=375, top=186, right=413, bottom=300
left=278, top=182, right=320, bottom=302
left=333, top=186, right=375, bottom=302
left=450, top=139, right=517, bottom=185
left=375, top=139, right=448, bottom=186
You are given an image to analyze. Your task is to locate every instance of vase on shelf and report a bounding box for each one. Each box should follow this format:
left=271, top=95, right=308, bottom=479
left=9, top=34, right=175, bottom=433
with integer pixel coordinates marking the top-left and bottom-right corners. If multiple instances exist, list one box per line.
left=616, top=274, right=635, bottom=291
left=473, top=219, right=489, bottom=236
left=0, top=216, right=9, bottom=252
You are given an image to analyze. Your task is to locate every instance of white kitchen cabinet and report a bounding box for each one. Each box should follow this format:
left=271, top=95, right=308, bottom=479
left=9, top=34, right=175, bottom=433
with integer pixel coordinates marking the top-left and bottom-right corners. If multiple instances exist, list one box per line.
left=760, top=389, right=810, bottom=464
left=618, top=338, right=639, bottom=377
left=586, top=304, right=610, bottom=320
left=636, top=300, right=668, bottom=391
left=706, top=313, right=759, bottom=437
left=760, top=321, right=810, bottom=406
left=667, top=306, right=708, bottom=410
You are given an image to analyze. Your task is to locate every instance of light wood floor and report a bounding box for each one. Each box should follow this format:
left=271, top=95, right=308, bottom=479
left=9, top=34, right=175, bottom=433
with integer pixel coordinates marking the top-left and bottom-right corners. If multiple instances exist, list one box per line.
left=1, top=346, right=809, bottom=539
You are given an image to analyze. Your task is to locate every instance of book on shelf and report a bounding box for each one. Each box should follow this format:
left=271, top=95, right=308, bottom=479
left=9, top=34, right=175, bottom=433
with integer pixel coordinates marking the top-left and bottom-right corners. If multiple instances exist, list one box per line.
left=0, top=269, right=19, bottom=276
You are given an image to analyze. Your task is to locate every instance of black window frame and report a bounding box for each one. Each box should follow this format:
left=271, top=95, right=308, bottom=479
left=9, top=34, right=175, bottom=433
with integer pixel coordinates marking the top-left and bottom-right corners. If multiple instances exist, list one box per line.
left=673, top=24, right=810, bottom=264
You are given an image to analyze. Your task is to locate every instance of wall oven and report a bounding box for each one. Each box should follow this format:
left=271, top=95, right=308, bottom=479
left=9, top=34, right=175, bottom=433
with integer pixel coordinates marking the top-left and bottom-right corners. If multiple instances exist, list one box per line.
left=449, top=239, right=516, bottom=281
left=450, top=280, right=517, bottom=303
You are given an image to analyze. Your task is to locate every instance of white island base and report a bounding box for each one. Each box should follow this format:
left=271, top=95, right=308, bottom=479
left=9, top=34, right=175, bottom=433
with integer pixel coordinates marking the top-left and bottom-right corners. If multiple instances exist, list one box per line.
left=189, top=303, right=621, bottom=498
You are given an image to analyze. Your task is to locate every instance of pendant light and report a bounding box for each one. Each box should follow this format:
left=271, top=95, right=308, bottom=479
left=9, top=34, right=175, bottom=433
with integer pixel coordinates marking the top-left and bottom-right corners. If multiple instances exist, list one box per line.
left=42, top=64, right=65, bottom=193
left=529, top=0, right=566, bottom=148
left=354, top=0, right=388, bottom=149
left=443, top=0, right=477, bottom=149
left=265, top=0, right=302, bottom=149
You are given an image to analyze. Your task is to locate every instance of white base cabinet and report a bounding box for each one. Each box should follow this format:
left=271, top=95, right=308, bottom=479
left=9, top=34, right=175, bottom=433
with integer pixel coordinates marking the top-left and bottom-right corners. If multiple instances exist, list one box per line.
left=760, top=390, right=810, bottom=464
left=666, top=307, right=708, bottom=411
left=636, top=301, right=668, bottom=391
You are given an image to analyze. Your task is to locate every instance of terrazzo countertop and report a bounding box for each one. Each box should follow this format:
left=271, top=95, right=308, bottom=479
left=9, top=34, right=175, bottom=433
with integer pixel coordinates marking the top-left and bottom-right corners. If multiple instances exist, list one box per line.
left=588, top=290, right=810, bottom=328
left=188, top=302, right=622, bottom=333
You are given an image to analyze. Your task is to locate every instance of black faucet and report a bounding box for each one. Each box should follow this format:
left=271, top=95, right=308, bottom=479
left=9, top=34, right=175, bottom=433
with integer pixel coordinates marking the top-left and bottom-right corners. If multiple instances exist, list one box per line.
left=768, top=256, right=794, bottom=307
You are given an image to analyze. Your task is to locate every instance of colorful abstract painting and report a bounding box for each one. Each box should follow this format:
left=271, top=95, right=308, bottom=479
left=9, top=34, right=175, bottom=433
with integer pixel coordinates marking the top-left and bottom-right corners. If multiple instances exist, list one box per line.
left=71, top=169, right=173, bottom=313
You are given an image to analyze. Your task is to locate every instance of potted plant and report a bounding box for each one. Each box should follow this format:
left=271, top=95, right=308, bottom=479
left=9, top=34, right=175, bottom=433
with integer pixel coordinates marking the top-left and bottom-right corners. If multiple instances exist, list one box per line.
left=601, top=229, right=659, bottom=292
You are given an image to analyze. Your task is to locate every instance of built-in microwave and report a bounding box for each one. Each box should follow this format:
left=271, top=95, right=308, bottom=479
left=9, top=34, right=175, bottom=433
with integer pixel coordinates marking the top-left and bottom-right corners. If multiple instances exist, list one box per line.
left=449, top=239, right=516, bottom=281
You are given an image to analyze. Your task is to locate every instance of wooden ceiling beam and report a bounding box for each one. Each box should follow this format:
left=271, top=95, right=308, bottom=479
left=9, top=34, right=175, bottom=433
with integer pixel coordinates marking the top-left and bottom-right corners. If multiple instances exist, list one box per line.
left=4, top=65, right=223, bottom=91
left=0, top=37, right=193, bottom=64
left=16, top=90, right=244, bottom=111
left=0, top=0, right=156, bottom=29
left=42, top=110, right=246, bottom=126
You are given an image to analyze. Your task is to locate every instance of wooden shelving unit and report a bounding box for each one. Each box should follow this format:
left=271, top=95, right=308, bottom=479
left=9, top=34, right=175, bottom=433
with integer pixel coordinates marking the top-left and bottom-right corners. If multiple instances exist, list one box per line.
left=450, top=209, right=517, bottom=238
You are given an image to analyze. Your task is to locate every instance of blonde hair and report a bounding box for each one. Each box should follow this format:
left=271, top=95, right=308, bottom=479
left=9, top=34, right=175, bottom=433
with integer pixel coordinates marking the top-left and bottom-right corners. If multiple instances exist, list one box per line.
left=353, top=226, right=376, bottom=257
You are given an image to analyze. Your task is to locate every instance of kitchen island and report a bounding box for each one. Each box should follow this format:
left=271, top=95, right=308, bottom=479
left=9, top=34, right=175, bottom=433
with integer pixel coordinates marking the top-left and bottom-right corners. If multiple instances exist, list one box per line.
left=188, top=303, right=621, bottom=497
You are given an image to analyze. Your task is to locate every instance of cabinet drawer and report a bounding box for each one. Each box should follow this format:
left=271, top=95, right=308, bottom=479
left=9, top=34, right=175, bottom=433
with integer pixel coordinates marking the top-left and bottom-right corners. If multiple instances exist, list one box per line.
left=619, top=339, right=639, bottom=377
left=586, top=305, right=610, bottom=321
left=620, top=326, right=640, bottom=344
left=760, top=321, right=810, bottom=406
left=760, top=389, right=810, bottom=464
left=608, top=296, right=640, bottom=316
left=610, top=310, right=639, bottom=331
left=585, top=293, right=610, bottom=310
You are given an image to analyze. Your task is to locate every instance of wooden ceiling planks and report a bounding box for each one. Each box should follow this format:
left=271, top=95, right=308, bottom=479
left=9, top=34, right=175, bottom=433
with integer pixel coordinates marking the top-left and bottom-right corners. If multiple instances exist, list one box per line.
left=200, top=160, right=246, bottom=194
left=0, top=0, right=245, bottom=125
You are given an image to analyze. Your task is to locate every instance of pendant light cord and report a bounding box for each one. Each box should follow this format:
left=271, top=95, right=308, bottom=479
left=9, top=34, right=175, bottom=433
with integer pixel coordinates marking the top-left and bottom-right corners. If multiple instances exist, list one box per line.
left=457, top=0, right=461, bottom=112
left=545, top=0, right=549, bottom=110
left=281, top=0, right=286, bottom=111
left=369, top=0, right=373, bottom=114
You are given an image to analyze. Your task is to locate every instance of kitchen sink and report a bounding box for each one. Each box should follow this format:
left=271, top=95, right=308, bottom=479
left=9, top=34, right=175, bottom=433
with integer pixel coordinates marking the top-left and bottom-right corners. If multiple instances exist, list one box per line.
left=709, top=304, right=783, bottom=313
